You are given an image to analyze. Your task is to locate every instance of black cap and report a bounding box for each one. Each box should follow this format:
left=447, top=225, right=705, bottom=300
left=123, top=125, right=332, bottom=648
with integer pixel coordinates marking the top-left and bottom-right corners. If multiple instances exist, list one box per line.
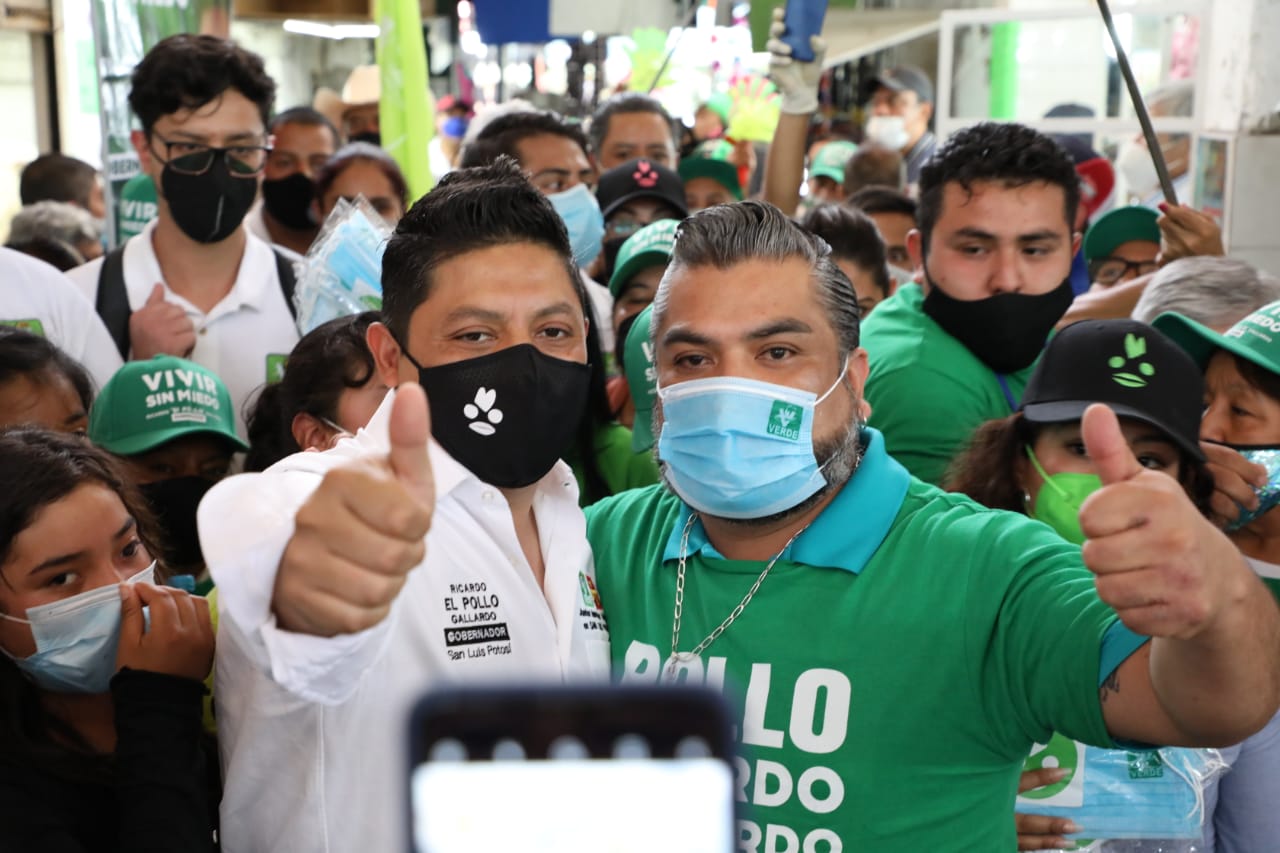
left=1021, top=319, right=1205, bottom=461
left=870, top=66, right=934, bottom=104
left=596, top=157, right=689, bottom=221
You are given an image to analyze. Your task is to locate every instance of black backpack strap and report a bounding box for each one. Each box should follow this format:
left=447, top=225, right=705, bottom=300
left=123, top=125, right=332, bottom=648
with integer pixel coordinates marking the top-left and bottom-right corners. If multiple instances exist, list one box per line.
left=95, top=247, right=131, bottom=359
left=272, top=249, right=298, bottom=320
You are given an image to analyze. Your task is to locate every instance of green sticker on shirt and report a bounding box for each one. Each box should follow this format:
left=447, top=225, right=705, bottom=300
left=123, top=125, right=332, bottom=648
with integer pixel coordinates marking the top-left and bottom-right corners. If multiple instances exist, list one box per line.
left=0, top=318, right=46, bottom=336
left=266, top=353, right=288, bottom=384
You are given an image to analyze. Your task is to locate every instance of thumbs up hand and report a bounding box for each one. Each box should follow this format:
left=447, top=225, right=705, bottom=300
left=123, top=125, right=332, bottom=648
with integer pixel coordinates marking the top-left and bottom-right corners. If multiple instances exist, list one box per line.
left=272, top=383, right=435, bottom=637
left=1078, top=404, right=1244, bottom=641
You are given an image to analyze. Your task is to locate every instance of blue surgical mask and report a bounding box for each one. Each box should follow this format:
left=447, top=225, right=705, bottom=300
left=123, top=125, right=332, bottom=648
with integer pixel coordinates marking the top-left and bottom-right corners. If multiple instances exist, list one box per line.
left=657, top=368, right=847, bottom=520
left=0, top=563, right=155, bottom=694
left=547, top=184, right=605, bottom=268
left=1017, top=732, right=1222, bottom=840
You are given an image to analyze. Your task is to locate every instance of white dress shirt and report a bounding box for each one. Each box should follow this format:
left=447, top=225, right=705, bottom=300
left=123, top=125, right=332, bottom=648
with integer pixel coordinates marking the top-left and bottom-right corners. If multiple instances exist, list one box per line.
left=68, top=221, right=300, bottom=438
left=199, top=389, right=611, bottom=853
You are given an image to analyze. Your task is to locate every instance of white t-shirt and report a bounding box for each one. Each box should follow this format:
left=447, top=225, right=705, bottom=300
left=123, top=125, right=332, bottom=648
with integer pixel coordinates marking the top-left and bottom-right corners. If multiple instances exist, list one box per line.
left=198, top=389, right=611, bottom=853
left=582, top=269, right=615, bottom=357
left=67, top=221, right=300, bottom=437
left=0, top=247, right=123, bottom=390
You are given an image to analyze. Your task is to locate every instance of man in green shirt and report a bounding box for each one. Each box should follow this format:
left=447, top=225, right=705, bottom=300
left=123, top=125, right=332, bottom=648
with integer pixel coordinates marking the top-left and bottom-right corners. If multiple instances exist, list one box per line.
left=859, top=122, right=1080, bottom=484
left=586, top=200, right=1280, bottom=850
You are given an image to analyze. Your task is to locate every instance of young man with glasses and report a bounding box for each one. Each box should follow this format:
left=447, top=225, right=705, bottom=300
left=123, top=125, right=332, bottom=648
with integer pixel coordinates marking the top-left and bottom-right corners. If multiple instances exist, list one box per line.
left=69, top=34, right=299, bottom=439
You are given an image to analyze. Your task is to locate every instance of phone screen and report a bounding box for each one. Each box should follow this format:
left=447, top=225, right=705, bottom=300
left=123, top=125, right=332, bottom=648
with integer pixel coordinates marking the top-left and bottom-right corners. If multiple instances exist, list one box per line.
left=412, top=757, right=734, bottom=852
left=407, top=686, right=737, bottom=853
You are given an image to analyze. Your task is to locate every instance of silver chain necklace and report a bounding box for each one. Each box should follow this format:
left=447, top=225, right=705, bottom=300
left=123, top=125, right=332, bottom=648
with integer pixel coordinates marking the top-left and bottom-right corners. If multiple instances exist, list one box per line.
left=665, top=512, right=811, bottom=683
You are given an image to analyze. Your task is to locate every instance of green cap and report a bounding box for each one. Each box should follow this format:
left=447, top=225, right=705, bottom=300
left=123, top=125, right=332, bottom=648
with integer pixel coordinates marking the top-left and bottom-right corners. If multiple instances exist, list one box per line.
left=1083, top=206, right=1160, bottom=261
left=703, top=93, right=732, bottom=126
left=608, top=219, right=679, bottom=299
left=624, top=306, right=658, bottom=453
left=678, top=140, right=744, bottom=201
left=1154, top=300, right=1280, bottom=378
left=117, top=173, right=158, bottom=241
left=809, top=140, right=858, bottom=183
left=89, top=355, right=249, bottom=456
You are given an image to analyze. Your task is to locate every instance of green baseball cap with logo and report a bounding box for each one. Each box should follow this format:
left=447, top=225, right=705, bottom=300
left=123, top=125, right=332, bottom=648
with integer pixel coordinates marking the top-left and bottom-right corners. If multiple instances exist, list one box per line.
left=608, top=219, right=679, bottom=299
left=624, top=306, right=658, bottom=453
left=1154, top=300, right=1280, bottom=381
left=89, top=355, right=248, bottom=456
left=1082, top=205, right=1160, bottom=261
left=809, top=140, right=858, bottom=184
left=678, top=140, right=744, bottom=201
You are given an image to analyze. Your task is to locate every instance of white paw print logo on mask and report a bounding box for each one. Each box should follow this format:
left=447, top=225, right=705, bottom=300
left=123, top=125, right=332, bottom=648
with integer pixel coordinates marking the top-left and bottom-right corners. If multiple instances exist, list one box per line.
left=463, top=387, right=504, bottom=436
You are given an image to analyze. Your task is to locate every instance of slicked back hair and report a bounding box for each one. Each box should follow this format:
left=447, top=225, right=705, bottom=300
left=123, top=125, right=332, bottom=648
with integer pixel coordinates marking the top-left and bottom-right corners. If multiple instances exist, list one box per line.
left=653, top=201, right=860, bottom=359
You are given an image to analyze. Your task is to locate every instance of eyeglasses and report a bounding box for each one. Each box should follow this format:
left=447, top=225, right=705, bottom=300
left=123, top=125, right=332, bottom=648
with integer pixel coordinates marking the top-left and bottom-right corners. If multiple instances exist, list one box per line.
left=150, top=132, right=272, bottom=177
left=1090, top=256, right=1160, bottom=286
left=605, top=217, right=646, bottom=240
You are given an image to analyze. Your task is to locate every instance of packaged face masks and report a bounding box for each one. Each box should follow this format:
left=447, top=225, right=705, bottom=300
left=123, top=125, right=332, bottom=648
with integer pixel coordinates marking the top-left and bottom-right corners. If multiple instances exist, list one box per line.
left=293, top=196, right=390, bottom=335
left=1224, top=446, right=1280, bottom=531
left=1017, top=733, right=1226, bottom=842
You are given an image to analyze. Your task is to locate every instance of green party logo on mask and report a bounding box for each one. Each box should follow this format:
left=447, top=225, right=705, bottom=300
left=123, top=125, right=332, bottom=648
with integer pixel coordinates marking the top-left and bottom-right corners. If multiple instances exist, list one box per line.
left=1108, top=333, right=1156, bottom=388
left=1127, top=750, right=1165, bottom=780
left=767, top=400, right=803, bottom=441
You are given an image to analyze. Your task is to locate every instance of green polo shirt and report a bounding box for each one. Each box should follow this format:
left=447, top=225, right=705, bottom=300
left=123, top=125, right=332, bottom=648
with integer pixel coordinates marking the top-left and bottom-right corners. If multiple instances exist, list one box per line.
left=860, top=282, right=1037, bottom=485
left=568, top=422, right=660, bottom=507
left=585, top=428, right=1146, bottom=851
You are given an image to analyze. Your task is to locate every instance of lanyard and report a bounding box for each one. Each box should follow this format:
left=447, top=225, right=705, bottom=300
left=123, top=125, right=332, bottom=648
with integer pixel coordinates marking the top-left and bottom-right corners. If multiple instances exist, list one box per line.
left=996, top=373, right=1019, bottom=413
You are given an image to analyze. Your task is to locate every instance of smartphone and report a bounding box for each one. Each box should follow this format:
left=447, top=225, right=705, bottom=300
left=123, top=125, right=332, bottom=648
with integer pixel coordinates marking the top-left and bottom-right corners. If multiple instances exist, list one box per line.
left=407, top=684, right=738, bottom=853
left=781, top=0, right=830, bottom=63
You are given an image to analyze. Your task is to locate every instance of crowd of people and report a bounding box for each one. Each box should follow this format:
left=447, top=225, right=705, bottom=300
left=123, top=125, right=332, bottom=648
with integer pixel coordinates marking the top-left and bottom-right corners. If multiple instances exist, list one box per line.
left=0, top=20, right=1277, bottom=853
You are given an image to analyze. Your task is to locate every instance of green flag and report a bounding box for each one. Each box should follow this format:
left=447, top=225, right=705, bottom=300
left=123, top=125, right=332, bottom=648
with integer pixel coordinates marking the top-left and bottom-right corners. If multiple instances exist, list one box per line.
left=376, top=0, right=434, bottom=202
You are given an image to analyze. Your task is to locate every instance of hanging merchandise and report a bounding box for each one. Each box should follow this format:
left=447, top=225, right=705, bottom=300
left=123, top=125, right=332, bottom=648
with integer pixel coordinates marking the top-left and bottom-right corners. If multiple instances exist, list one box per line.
left=292, top=197, right=392, bottom=336
left=376, top=0, right=434, bottom=200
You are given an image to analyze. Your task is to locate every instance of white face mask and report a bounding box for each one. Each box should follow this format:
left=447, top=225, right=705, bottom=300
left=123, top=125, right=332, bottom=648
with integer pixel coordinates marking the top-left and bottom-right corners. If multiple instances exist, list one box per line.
left=1116, top=140, right=1161, bottom=199
left=865, top=116, right=910, bottom=151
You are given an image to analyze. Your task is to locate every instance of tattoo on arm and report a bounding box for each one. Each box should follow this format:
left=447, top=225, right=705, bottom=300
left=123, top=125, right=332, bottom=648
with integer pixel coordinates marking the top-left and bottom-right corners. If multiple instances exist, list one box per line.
left=1100, top=670, right=1120, bottom=704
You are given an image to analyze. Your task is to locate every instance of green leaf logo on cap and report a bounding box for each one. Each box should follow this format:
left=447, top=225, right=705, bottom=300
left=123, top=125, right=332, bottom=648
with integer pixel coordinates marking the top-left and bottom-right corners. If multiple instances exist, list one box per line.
left=1108, top=333, right=1156, bottom=388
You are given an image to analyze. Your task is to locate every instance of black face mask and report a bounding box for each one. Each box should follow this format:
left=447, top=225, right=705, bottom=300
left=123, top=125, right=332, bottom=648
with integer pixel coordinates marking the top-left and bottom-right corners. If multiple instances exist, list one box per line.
left=406, top=344, right=590, bottom=488
left=921, top=273, right=1074, bottom=374
left=599, top=236, right=628, bottom=284
left=161, top=159, right=258, bottom=244
left=349, top=131, right=382, bottom=147
left=139, top=476, right=216, bottom=571
left=262, top=172, right=317, bottom=231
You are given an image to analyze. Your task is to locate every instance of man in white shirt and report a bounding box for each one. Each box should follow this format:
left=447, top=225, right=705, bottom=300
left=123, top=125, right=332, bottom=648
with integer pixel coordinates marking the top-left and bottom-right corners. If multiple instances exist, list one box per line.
left=0, top=247, right=122, bottom=389
left=68, top=34, right=299, bottom=437
left=199, top=160, right=610, bottom=853
left=245, top=106, right=340, bottom=257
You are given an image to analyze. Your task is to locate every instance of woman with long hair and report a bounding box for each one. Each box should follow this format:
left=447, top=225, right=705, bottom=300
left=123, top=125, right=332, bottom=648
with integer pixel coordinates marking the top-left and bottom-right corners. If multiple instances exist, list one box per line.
left=0, top=428, right=217, bottom=851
